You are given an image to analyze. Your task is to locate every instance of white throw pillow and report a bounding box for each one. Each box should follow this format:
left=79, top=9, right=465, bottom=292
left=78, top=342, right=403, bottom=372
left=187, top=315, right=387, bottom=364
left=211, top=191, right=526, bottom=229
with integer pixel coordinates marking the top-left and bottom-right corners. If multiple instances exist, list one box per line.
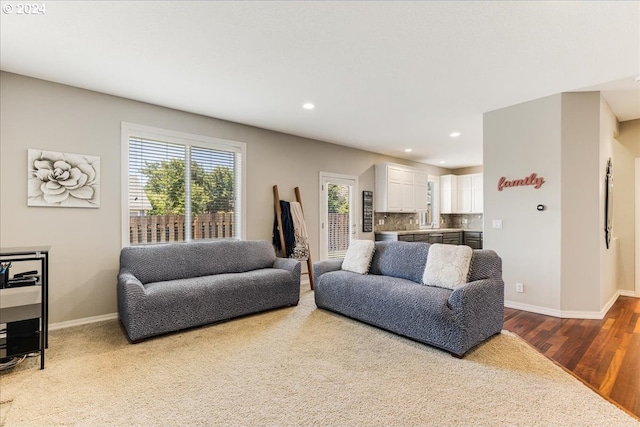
left=341, top=239, right=375, bottom=275
left=422, top=244, right=473, bottom=289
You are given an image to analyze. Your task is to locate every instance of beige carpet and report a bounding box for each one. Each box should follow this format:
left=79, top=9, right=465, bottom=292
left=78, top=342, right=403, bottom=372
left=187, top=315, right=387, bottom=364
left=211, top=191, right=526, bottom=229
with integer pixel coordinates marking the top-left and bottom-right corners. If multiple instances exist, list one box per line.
left=1, top=286, right=638, bottom=427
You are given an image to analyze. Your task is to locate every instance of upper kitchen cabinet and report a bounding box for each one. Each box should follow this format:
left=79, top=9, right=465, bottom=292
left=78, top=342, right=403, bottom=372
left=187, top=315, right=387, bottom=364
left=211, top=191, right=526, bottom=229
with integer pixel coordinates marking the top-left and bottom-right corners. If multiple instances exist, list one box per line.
left=471, top=173, right=483, bottom=213
left=441, top=173, right=483, bottom=213
left=457, top=175, right=473, bottom=213
left=439, top=174, right=457, bottom=214
left=375, top=163, right=429, bottom=212
left=414, top=171, right=429, bottom=211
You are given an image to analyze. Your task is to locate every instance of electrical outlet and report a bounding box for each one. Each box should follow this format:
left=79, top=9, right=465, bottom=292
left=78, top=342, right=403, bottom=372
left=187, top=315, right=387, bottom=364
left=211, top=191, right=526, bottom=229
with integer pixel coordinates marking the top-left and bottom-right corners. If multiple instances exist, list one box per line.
left=516, top=282, right=524, bottom=293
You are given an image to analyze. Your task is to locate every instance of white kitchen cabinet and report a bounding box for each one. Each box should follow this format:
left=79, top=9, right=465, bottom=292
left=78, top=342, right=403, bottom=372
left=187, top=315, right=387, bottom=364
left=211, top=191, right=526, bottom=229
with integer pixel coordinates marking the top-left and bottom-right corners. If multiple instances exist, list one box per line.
left=471, top=173, right=483, bottom=213
left=441, top=173, right=483, bottom=214
left=401, top=169, right=415, bottom=211
left=439, top=174, right=457, bottom=214
left=375, top=163, right=427, bottom=212
left=386, top=166, right=403, bottom=211
left=414, top=171, right=429, bottom=211
left=457, top=175, right=472, bottom=213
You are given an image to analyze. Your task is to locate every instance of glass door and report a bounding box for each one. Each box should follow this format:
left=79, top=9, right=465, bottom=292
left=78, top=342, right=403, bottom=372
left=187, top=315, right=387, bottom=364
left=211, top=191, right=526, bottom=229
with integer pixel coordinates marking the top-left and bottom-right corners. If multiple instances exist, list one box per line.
left=320, top=173, right=358, bottom=260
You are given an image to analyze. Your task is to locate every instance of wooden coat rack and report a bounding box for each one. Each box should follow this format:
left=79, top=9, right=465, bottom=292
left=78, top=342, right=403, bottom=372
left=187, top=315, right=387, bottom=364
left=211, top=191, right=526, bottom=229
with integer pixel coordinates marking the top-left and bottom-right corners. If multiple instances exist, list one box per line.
left=273, top=185, right=315, bottom=290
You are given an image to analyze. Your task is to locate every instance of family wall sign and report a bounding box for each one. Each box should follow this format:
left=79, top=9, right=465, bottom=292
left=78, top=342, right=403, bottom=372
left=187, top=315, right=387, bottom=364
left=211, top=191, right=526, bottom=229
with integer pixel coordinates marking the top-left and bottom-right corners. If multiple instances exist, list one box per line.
left=497, top=173, right=545, bottom=191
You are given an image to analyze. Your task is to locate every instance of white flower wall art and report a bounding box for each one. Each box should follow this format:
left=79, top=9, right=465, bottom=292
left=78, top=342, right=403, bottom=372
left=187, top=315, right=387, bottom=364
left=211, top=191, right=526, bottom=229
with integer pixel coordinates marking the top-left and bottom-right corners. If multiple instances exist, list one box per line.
left=28, top=149, right=100, bottom=208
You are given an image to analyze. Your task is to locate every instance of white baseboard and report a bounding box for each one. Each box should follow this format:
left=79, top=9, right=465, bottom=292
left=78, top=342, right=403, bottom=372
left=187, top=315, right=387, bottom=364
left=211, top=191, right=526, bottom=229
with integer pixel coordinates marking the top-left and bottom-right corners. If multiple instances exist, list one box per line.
left=49, top=312, right=118, bottom=331
left=504, top=301, right=563, bottom=318
left=619, top=289, right=638, bottom=298
left=505, top=289, right=631, bottom=320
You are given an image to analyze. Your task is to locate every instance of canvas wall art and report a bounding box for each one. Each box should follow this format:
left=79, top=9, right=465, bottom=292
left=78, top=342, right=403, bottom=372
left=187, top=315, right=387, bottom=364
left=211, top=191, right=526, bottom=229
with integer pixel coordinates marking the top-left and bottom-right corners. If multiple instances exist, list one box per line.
left=28, top=149, right=100, bottom=208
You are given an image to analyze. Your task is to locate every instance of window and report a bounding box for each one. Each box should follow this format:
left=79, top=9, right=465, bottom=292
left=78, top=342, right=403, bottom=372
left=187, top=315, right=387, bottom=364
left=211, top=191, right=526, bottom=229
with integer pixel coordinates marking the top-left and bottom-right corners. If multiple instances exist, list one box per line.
left=419, top=176, right=440, bottom=228
left=121, top=123, right=246, bottom=246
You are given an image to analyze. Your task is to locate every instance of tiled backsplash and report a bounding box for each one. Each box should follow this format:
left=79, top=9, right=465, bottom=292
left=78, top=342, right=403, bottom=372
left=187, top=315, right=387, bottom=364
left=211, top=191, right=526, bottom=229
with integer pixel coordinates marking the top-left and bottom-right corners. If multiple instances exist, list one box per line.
left=374, top=212, right=483, bottom=232
left=441, top=214, right=483, bottom=230
left=374, top=212, right=421, bottom=232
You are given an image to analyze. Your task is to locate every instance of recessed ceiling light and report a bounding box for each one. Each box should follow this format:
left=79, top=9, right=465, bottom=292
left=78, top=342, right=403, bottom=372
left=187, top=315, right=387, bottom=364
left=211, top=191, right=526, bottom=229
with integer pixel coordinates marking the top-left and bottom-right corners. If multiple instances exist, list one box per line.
left=449, top=132, right=461, bottom=138
left=302, top=103, right=315, bottom=110
left=405, top=148, right=413, bottom=153
left=635, top=75, right=640, bottom=83
left=440, top=161, right=446, bottom=164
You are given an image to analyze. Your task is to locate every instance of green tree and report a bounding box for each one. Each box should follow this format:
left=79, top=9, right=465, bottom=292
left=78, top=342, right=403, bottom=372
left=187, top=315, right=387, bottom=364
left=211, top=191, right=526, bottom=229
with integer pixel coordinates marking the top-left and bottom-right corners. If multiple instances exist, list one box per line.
left=142, top=160, right=234, bottom=215
left=328, top=184, right=349, bottom=214
left=204, top=166, right=234, bottom=212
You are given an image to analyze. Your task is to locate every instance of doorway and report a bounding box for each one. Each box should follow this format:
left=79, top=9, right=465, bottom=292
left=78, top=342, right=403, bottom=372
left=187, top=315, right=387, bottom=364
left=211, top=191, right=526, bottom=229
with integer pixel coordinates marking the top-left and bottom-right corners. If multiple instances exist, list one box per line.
left=319, top=172, right=358, bottom=260
left=636, top=158, right=639, bottom=296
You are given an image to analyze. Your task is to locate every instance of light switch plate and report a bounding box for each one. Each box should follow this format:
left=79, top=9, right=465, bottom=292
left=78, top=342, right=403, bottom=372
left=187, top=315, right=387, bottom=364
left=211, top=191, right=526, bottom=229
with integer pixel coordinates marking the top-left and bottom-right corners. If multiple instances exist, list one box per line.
left=492, top=219, right=503, bottom=229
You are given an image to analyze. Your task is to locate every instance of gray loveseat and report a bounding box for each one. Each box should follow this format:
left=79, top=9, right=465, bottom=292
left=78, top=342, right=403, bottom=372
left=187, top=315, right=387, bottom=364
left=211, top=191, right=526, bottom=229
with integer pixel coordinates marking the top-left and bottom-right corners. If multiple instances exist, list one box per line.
left=118, top=240, right=300, bottom=342
left=313, top=241, right=504, bottom=357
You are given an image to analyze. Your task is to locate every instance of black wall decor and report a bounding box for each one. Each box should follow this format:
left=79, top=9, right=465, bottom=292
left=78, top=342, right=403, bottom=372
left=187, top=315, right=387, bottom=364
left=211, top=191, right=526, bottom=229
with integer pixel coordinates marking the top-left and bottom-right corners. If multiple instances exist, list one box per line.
left=604, top=158, right=613, bottom=249
left=362, top=191, right=373, bottom=233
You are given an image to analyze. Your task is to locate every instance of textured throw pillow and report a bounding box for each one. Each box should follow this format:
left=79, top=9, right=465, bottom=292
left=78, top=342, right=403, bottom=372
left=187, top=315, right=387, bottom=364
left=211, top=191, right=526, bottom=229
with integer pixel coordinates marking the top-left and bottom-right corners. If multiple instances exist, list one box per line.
left=422, top=244, right=473, bottom=289
left=341, top=239, right=376, bottom=275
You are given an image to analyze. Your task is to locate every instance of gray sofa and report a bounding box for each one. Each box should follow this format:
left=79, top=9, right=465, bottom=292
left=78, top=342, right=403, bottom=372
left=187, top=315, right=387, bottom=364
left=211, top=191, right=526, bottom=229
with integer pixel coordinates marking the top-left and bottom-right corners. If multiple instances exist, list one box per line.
left=313, top=241, right=504, bottom=357
left=118, top=240, right=300, bottom=342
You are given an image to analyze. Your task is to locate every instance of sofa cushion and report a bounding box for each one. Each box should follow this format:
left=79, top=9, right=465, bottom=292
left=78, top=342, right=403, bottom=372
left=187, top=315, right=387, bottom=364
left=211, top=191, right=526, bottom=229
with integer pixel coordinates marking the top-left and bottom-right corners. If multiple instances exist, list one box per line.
left=467, top=250, right=502, bottom=282
left=120, top=240, right=276, bottom=284
left=422, top=243, right=472, bottom=289
left=315, top=270, right=456, bottom=343
left=341, top=239, right=375, bottom=274
left=139, top=268, right=297, bottom=336
left=369, top=241, right=430, bottom=283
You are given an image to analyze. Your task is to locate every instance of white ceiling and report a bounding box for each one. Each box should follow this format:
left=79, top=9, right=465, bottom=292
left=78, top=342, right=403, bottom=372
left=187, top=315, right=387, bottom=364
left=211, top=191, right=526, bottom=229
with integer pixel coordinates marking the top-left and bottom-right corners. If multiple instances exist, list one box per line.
left=1, top=1, right=639, bottom=168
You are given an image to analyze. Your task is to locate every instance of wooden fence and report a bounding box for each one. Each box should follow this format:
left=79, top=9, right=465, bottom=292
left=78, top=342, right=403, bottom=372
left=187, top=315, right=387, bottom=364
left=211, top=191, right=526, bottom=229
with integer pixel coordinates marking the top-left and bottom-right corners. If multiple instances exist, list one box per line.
left=130, top=211, right=349, bottom=250
left=328, top=213, right=350, bottom=255
left=130, top=212, right=234, bottom=244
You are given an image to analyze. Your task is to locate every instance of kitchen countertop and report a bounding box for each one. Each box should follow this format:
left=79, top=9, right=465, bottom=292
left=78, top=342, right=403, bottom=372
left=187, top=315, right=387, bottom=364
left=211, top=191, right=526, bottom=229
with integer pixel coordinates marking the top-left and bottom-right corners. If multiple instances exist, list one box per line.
left=375, top=229, right=483, bottom=235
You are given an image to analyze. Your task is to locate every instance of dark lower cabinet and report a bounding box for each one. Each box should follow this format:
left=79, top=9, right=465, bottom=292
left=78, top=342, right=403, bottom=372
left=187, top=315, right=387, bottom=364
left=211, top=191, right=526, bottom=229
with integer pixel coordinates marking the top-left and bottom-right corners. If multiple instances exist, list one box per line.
left=428, top=233, right=443, bottom=244
left=375, top=231, right=480, bottom=248
left=464, top=231, right=483, bottom=249
left=413, top=233, right=431, bottom=243
left=442, top=232, right=462, bottom=245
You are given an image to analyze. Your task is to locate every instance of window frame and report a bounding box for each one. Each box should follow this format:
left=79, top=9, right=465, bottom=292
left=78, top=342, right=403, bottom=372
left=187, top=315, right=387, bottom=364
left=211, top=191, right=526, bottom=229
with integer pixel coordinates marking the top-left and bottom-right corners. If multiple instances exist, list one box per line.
left=121, top=122, right=247, bottom=247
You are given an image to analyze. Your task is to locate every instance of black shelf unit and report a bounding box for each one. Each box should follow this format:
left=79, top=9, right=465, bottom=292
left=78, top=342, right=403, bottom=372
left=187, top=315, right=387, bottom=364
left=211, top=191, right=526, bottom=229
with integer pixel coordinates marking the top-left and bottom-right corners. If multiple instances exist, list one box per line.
left=0, top=246, right=50, bottom=369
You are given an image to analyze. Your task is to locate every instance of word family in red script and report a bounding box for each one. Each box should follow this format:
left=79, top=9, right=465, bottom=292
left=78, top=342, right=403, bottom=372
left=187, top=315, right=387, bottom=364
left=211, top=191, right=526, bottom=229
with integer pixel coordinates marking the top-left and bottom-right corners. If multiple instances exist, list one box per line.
left=497, top=173, right=545, bottom=191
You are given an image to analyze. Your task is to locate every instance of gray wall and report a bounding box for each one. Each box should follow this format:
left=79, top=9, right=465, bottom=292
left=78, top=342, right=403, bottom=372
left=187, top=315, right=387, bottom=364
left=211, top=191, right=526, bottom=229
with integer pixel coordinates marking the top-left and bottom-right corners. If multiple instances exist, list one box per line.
left=0, top=72, right=448, bottom=324
left=484, top=94, right=563, bottom=312
left=484, top=91, right=632, bottom=317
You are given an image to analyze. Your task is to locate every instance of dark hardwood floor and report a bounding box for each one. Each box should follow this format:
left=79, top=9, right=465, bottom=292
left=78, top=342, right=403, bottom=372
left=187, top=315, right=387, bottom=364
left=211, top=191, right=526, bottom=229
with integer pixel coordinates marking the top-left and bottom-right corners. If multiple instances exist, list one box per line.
left=503, top=296, right=640, bottom=419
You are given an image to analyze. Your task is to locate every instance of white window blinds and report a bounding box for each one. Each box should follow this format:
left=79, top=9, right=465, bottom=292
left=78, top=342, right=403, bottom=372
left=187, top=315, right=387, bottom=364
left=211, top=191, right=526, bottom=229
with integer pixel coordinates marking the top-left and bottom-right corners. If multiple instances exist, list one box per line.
left=124, top=126, right=243, bottom=245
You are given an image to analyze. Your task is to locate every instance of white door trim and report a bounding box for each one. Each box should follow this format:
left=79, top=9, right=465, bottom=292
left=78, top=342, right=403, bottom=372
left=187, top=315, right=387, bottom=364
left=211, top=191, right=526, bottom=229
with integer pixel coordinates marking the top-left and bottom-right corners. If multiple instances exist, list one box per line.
left=636, top=158, right=639, bottom=297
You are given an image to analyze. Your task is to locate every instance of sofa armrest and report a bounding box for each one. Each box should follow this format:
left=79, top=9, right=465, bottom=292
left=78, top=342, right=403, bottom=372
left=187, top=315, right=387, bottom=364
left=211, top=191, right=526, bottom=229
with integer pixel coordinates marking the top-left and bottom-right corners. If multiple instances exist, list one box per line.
left=117, top=271, right=146, bottom=295
left=116, top=270, right=147, bottom=337
left=448, top=278, right=505, bottom=338
left=313, top=259, right=343, bottom=279
left=273, top=258, right=302, bottom=284
left=117, top=271, right=146, bottom=313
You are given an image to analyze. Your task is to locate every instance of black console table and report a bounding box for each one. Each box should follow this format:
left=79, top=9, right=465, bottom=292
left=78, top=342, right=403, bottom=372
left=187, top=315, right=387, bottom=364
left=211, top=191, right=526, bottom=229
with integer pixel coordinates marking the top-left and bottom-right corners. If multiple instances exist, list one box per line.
left=0, top=246, right=50, bottom=369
